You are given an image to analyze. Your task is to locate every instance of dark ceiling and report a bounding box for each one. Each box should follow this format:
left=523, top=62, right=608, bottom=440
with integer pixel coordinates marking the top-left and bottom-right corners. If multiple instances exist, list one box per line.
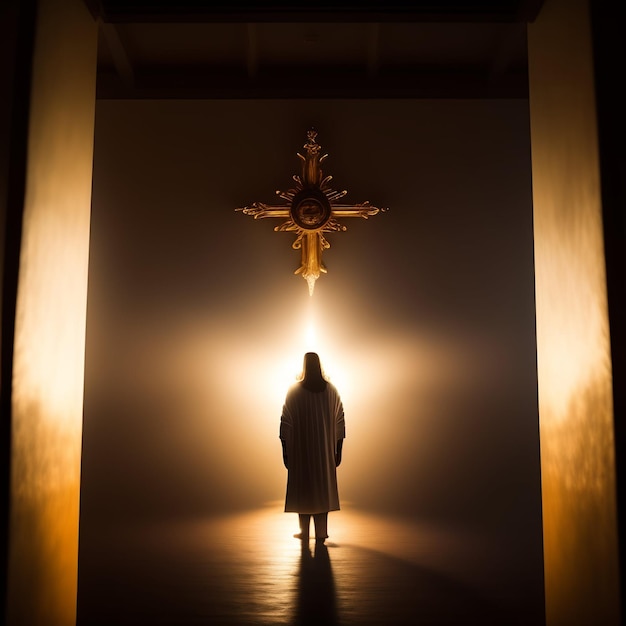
left=92, top=1, right=544, bottom=99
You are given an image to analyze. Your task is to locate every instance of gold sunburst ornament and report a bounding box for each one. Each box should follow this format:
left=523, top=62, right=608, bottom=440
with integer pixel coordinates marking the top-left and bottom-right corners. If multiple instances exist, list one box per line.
left=236, top=130, right=386, bottom=295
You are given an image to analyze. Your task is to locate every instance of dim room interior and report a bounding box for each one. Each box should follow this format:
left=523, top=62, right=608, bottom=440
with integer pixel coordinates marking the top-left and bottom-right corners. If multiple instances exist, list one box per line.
left=3, top=1, right=622, bottom=625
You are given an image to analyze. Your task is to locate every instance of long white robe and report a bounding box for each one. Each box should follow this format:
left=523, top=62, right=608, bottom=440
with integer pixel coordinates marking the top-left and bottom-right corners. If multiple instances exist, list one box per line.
left=280, top=382, right=345, bottom=513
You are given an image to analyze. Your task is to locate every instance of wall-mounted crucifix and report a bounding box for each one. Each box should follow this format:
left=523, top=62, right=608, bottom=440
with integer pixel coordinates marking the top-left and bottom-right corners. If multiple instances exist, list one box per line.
left=237, top=130, right=386, bottom=295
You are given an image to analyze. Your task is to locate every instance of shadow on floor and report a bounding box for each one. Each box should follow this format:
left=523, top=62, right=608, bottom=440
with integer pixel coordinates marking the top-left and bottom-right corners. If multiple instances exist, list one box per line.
left=295, top=541, right=338, bottom=626
left=324, top=541, right=517, bottom=626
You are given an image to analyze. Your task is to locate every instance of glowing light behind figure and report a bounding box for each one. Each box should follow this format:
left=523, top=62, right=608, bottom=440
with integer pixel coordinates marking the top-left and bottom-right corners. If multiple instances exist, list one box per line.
left=213, top=290, right=373, bottom=433
left=301, top=296, right=353, bottom=400
left=147, top=276, right=419, bottom=518
left=170, top=275, right=472, bottom=523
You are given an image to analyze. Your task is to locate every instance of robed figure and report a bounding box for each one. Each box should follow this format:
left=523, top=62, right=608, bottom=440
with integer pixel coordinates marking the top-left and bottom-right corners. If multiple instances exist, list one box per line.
left=280, top=352, right=346, bottom=542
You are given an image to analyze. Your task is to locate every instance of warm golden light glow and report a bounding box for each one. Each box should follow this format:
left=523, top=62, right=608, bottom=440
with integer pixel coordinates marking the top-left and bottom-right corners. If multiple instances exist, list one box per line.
left=214, top=298, right=359, bottom=415
left=528, top=0, right=620, bottom=622
left=299, top=299, right=348, bottom=389
left=167, top=281, right=455, bottom=523
left=237, top=130, right=386, bottom=294
left=6, top=1, right=97, bottom=625
left=304, top=319, right=317, bottom=351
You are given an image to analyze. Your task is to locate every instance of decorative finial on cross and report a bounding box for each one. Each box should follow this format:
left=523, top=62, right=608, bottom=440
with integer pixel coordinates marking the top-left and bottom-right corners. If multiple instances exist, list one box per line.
left=237, top=130, right=386, bottom=295
left=304, top=129, right=320, bottom=153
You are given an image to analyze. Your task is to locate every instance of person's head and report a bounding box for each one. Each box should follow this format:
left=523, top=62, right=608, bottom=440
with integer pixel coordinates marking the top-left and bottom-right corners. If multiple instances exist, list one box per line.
left=300, top=352, right=327, bottom=391
left=302, top=352, right=322, bottom=377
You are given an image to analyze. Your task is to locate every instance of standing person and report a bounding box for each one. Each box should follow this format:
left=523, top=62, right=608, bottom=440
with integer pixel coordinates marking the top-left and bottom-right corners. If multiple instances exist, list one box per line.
left=280, top=352, right=345, bottom=542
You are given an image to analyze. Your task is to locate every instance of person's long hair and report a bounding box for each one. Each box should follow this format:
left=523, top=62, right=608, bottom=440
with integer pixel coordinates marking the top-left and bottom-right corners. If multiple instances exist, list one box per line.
left=298, top=352, right=328, bottom=392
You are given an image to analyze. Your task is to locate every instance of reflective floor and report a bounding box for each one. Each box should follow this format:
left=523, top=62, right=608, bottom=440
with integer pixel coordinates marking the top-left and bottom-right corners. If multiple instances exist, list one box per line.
left=77, top=505, right=543, bottom=625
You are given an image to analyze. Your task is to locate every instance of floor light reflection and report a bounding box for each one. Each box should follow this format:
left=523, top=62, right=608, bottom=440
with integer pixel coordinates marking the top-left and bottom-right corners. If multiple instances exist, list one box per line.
left=78, top=505, right=539, bottom=625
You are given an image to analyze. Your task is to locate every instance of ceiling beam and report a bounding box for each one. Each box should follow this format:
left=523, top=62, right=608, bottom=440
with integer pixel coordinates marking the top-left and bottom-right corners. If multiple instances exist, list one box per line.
left=96, top=67, right=529, bottom=99
left=94, top=1, right=545, bottom=24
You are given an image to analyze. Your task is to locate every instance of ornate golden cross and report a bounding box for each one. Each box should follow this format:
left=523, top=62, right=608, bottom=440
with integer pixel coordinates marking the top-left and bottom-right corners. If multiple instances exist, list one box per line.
left=237, top=130, right=386, bottom=295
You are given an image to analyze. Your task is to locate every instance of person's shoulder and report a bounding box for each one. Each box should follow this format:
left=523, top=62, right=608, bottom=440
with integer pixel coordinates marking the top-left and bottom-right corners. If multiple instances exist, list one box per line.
left=286, top=382, right=303, bottom=398
left=326, top=381, right=341, bottom=396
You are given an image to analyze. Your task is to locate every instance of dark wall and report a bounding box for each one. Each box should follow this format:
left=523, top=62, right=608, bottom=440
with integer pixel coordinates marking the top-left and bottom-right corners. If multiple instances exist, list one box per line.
left=0, top=2, right=37, bottom=618
left=81, top=99, right=540, bottom=543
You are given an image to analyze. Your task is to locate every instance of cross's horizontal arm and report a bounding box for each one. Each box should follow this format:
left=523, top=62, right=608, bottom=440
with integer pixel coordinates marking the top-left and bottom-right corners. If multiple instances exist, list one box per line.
left=236, top=203, right=290, bottom=219
left=331, top=202, right=385, bottom=218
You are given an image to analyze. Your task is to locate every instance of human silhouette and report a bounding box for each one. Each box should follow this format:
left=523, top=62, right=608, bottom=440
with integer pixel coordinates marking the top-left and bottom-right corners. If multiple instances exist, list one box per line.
left=280, top=352, right=345, bottom=542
